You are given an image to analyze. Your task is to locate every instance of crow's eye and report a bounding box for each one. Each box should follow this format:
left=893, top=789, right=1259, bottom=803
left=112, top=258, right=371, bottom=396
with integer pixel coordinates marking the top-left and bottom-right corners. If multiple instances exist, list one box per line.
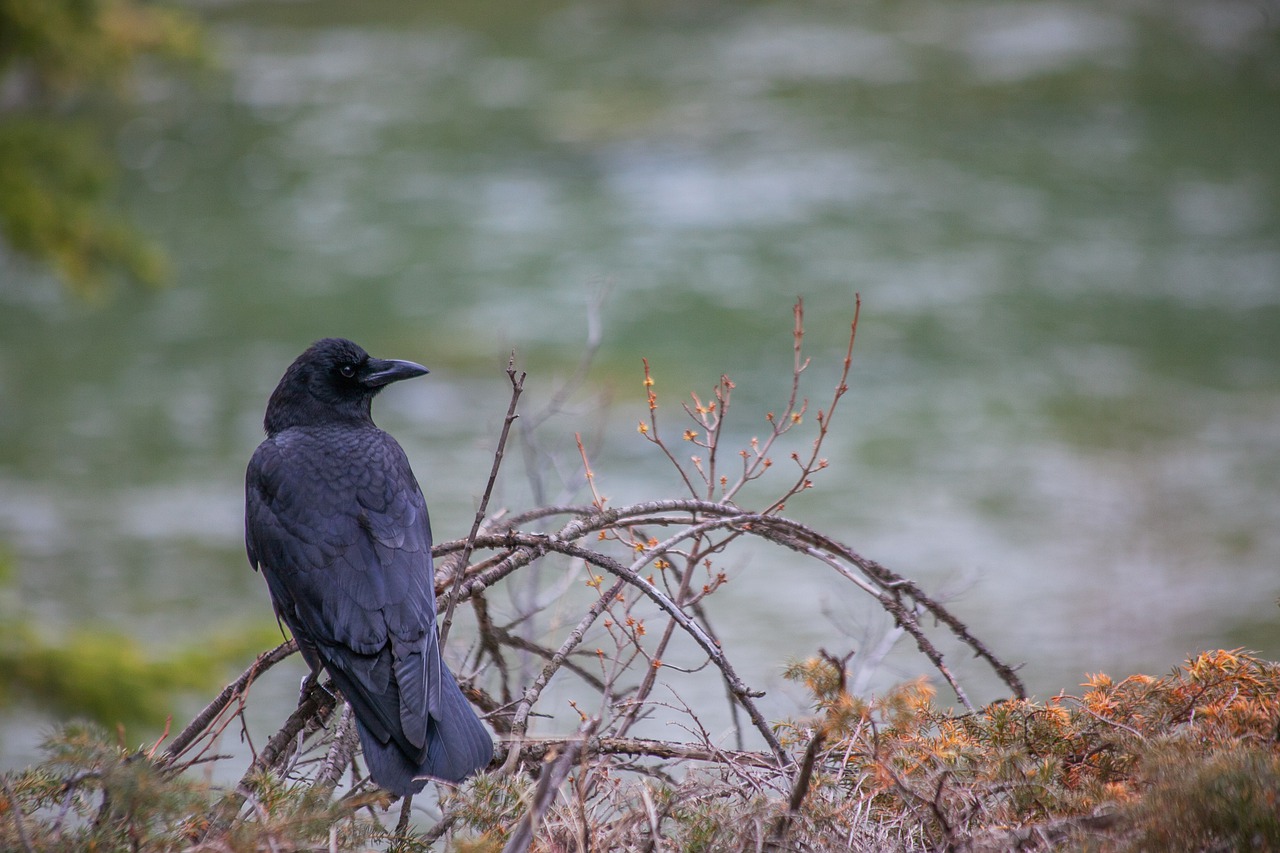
left=339, top=364, right=356, bottom=379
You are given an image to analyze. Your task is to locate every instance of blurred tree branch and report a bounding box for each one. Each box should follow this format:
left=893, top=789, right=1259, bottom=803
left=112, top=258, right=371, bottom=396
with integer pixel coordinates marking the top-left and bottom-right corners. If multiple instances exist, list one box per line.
left=0, top=0, right=203, bottom=295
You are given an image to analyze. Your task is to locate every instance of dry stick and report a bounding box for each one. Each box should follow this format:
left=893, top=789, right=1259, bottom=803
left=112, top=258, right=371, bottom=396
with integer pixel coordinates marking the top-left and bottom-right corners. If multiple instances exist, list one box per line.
left=500, top=579, right=626, bottom=774
left=463, top=682, right=505, bottom=729
left=493, top=504, right=597, bottom=533
left=638, top=783, right=663, bottom=853
left=515, top=735, right=777, bottom=769
left=928, top=770, right=955, bottom=847
left=766, top=728, right=827, bottom=851
left=439, top=355, right=526, bottom=650
left=196, top=679, right=338, bottom=843
left=313, top=704, right=358, bottom=792
left=449, top=542, right=548, bottom=608
left=440, top=547, right=519, bottom=598
left=487, top=623, right=609, bottom=694
left=162, top=640, right=297, bottom=767
left=765, top=651, right=848, bottom=848
left=471, top=592, right=517, bottom=712
left=253, top=683, right=336, bottom=776
left=530, top=538, right=788, bottom=767
left=503, top=717, right=600, bottom=853
left=961, top=810, right=1123, bottom=852
left=395, top=795, right=415, bottom=837
left=419, top=812, right=460, bottom=847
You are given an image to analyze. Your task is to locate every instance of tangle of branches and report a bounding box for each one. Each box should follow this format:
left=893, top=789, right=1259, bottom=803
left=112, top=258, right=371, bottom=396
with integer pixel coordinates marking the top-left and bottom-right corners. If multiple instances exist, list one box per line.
left=154, top=297, right=1026, bottom=850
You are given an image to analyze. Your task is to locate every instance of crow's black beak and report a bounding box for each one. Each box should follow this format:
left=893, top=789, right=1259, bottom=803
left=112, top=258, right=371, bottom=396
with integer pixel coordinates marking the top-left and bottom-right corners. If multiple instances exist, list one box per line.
left=362, top=358, right=429, bottom=387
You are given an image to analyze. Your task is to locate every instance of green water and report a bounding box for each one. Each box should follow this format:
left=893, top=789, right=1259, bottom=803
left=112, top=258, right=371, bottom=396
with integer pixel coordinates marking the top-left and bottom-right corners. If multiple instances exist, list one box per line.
left=1, top=0, right=1278, bottom=769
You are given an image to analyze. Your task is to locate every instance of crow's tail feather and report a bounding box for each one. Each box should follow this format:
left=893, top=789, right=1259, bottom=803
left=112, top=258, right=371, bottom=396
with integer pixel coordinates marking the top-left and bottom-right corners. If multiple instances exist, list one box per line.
left=421, top=667, right=494, bottom=782
left=355, top=668, right=493, bottom=796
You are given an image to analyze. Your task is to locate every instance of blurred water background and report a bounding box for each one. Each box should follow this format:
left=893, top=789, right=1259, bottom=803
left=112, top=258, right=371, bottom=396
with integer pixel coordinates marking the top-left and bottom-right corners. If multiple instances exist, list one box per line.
left=1, top=0, right=1278, bottom=772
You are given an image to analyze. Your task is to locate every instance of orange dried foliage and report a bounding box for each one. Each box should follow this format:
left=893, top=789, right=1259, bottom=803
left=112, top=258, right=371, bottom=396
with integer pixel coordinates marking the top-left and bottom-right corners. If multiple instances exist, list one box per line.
left=782, top=649, right=1280, bottom=845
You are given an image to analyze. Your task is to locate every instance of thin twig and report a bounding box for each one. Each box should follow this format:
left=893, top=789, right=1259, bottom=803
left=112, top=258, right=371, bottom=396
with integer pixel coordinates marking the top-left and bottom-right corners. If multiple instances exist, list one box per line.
left=766, top=727, right=826, bottom=851
left=395, top=794, right=415, bottom=836
left=313, top=704, right=358, bottom=792
left=765, top=294, right=860, bottom=516
left=725, top=297, right=812, bottom=500
left=439, top=355, right=525, bottom=649
left=253, top=681, right=337, bottom=777
left=503, top=717, right=599, bottom=853
left=639, top=358, right=700, bottom=496
left=502, top=579, right=626, bottom=774
left=419, top=811, right=459, bottom=847
left=162, top=641, right=297, bottom=767
left=512, top=735, right=778, bottom=769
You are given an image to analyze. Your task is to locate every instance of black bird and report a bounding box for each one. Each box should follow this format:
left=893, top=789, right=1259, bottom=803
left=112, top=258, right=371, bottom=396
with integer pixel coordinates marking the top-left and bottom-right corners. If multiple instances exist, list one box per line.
left=245, top=338, right=492, bottom=794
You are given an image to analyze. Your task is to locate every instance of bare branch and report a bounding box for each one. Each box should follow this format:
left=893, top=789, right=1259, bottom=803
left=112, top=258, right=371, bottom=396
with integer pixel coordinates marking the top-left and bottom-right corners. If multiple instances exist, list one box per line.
left=312, top=704, right=358, bottom=793
left=439, top=355, right=525, bottom=649
left=240, top=679, right=337, bottom=787
left=764, top=294, right=860, bottom=515
left=767, top=727, right=826, bottom=850
left=511, top=734, right=778, bottom=770
left=503, top=716, right=599, bottom=853
left=162, top=640, right=297, bottom=768
left=501, top=579, right=626, bottom=774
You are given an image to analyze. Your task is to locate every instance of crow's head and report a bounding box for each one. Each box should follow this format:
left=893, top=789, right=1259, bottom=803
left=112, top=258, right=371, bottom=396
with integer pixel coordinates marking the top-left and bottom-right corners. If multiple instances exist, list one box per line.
left=263, top=338, right=429, bottom=434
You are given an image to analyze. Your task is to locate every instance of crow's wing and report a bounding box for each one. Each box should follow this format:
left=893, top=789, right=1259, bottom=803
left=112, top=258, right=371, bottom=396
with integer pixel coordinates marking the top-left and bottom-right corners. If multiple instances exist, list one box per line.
left=245, top=426, right=443, bottom=763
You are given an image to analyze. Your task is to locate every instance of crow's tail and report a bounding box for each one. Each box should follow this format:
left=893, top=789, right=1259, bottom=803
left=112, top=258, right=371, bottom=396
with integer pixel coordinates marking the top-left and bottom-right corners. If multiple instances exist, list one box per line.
left=355, top=668, right=493, bottom=796
left=420, top=667, right=494, bottom=782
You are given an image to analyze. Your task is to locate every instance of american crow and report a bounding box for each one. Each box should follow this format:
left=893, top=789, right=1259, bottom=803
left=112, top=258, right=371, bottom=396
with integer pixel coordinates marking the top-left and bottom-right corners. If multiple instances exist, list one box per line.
left=245, top=338, right=493, bottom=794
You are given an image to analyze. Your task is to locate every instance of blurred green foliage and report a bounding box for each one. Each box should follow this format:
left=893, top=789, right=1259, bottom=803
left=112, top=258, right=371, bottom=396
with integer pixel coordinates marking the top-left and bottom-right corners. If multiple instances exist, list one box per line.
left=0, top=620, right=282, bottom=729
left=0, top=0, right=203, bottom=294
left=0, top=540, right=280, bottom=730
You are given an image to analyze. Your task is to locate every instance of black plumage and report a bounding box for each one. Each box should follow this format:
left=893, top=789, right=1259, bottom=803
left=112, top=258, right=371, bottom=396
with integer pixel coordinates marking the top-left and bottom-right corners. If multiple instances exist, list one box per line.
left=245, top=338, right=492, bottom=794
